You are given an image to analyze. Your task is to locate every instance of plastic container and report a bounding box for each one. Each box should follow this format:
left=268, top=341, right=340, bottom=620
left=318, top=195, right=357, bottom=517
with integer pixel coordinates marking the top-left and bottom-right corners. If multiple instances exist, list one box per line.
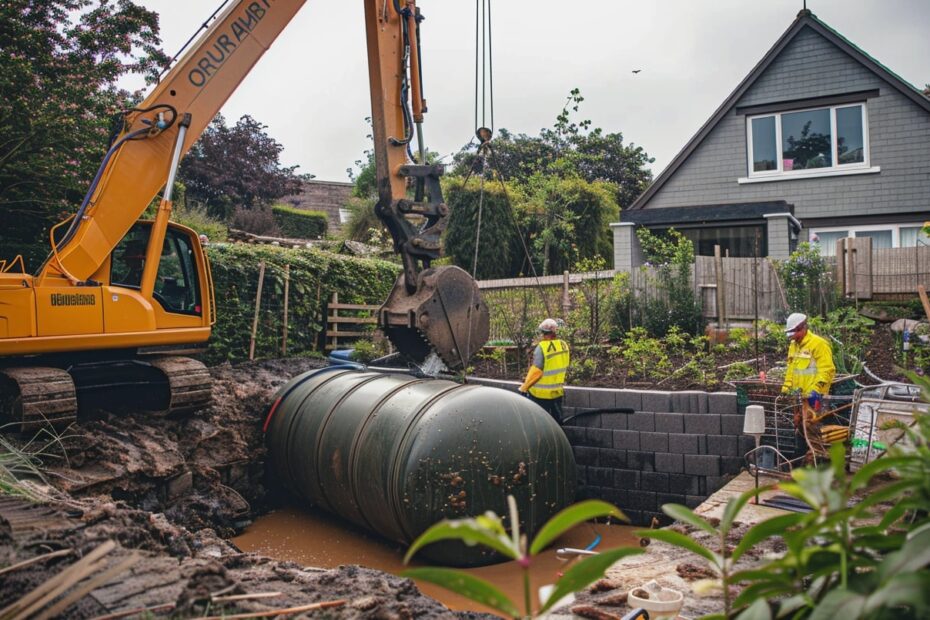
left=264, top=368, right=576, bottom=566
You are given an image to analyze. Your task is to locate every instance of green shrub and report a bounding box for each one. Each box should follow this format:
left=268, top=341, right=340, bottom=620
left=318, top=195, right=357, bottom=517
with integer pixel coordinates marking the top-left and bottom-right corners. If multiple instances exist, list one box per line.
left=271, top=204, right=328, bottom=239
left=171, top=201, right=228, bottom=242
left=204, top=243, right=398, bottom=364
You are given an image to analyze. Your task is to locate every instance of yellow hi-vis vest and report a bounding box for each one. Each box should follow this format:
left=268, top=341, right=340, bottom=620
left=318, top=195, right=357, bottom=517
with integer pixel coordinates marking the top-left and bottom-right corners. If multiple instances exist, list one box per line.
left=529, top=339, right=570, bottom=399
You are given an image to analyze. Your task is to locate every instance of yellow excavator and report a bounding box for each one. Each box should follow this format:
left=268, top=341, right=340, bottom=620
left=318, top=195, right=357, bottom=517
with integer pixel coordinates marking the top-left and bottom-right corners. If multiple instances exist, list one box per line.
left=0, top=0, right=489, bottom=431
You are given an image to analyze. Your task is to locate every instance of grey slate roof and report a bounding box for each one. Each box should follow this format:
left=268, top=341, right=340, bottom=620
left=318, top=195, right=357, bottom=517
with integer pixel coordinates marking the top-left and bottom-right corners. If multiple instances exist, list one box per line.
left=627, top=9, right=930, bottom=212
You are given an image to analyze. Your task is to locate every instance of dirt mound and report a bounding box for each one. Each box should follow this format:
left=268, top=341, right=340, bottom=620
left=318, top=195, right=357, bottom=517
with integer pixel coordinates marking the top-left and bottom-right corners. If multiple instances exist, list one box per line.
left=1, top=358, right=495, bottom=618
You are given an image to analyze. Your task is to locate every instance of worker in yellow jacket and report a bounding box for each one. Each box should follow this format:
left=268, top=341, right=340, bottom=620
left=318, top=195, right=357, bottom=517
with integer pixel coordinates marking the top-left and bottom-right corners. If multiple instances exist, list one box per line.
left=519, top=318, right=570, bottom=424
left=780, top=312, right=835, bottom=410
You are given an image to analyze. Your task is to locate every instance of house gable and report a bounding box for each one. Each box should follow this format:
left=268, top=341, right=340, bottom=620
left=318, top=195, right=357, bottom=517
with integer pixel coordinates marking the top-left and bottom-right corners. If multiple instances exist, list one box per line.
left=628, top=11, right=930, bottom=225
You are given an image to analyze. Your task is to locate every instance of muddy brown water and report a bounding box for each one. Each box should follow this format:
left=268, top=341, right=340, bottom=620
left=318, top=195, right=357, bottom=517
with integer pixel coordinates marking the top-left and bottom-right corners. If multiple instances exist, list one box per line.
left=234, top=506, right=639, bottom=617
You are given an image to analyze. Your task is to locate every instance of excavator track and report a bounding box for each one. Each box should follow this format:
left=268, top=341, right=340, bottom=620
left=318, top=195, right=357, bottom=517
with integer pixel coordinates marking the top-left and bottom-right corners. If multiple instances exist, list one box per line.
left=0, top=367, right=78, bottom=433
left=148, top=356, right=212, bottom=415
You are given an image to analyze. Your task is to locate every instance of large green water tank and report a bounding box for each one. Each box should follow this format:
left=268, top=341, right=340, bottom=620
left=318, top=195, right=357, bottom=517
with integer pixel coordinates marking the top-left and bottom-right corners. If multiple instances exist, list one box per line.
left=264, top=367, right=576, bottom=566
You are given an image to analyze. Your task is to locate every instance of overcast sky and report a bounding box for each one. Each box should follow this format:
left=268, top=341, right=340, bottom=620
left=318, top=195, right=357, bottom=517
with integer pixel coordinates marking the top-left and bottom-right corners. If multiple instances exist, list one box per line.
left=132, top=0, right=930, bottom=183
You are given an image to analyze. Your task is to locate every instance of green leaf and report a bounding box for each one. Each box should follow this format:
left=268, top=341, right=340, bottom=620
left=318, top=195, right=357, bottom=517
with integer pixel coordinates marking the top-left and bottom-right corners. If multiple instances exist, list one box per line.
left=875, top=527, right=930, bottom=583
left=731, top=512, right=805, bottom=563
left=637, top=528, right=721, bottom=566
left=733, top=581, right=795, bottom=609
left=864, top=572, right=930, bottom=614
left=808, top=589, right=866, bottom=620
left=404, top=517, right=518, bottom=564
left=538, top=547, right=644, bottom=614
left=401, top=567, right=521, bottom=618
left=660, top=503, right=717, bottom=536
left=529, top=500, right=627, bottom=556
left=736, top=597, right=772, bottom=620
left=721, top=485, right=775, bottom=534
left=849, top=456, right=914, bottom=491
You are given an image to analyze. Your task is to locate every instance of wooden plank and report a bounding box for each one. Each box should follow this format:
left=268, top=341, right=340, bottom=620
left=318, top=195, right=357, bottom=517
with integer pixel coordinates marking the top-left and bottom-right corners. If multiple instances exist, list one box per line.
left=326, top=316, right=378, bottom=324
left=325, top=330, right=373, bottom=338
left=329, top=303, right=380, bottom=311
left=918, top=285, right=930, bottom=322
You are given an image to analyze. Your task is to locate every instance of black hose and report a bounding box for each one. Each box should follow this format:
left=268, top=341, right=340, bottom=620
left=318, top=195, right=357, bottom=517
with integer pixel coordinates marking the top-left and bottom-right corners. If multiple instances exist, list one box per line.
left=562, top=407, right=635, bottom=425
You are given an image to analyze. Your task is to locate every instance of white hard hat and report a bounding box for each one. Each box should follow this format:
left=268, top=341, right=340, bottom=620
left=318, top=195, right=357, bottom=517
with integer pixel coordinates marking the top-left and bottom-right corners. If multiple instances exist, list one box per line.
left=785, top=312, right=807, bottom=334
left=538, top=318, right=559, bottom=333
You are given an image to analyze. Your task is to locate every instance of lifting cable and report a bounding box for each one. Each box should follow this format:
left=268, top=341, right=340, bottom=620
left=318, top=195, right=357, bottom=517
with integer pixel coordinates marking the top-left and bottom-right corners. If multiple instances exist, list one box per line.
left=462, top=0, right=554, bottom=320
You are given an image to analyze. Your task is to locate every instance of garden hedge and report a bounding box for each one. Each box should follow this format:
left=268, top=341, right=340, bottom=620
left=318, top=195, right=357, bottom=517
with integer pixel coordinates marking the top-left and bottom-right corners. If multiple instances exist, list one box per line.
left=204, top=243, right=399, bottom=364
left=271, top=204, right=328, bottom=239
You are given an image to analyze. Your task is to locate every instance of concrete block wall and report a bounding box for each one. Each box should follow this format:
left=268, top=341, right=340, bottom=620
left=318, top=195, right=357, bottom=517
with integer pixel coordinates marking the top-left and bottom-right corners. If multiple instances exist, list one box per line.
left=469, top=378, right=748, bottom=526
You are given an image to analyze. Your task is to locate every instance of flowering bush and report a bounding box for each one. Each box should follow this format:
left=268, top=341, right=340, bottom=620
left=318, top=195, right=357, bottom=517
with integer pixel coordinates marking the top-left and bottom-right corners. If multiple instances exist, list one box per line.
left=777, top=242, right=833, bottom=317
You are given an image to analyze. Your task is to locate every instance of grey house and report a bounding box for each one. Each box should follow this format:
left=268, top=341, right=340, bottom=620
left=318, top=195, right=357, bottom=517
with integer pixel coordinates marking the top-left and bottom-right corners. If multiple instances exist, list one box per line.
left=613, top=9, right=930, bottom=269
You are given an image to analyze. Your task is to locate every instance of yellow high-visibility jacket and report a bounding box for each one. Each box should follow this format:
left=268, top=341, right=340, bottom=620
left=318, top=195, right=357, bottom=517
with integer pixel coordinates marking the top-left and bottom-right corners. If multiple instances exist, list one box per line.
left=523, top=338, right=570, bottom=399
left=781, top=331, right=835, bottom=396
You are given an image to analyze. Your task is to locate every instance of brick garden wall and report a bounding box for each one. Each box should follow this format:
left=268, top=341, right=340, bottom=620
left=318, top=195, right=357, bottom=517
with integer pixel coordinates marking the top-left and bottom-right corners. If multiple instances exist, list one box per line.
left=469, top=379, right=751, bottom=526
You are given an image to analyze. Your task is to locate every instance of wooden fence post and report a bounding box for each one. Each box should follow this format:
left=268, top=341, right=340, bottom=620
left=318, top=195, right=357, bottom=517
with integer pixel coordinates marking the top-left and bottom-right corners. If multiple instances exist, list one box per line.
left=249, top=260, right=266, bottom=361
left=561, top=271, right=571, bottom=318
left=714, top=245, right=725, bottom=331
left=281, top=263, right=290, bottom=356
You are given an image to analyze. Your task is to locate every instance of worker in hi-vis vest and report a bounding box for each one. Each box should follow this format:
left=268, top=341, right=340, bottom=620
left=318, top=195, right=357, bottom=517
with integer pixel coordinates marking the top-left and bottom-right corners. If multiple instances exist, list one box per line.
left=519, top=318, right=571, bottom=424
left=781, top=312, right=835, bottom=410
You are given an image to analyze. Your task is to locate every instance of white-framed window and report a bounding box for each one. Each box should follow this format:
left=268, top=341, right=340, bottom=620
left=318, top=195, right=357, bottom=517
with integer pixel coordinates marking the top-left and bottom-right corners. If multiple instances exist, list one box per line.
left=809, top=223, right=929, bottom=256
left=744, top=103, right=873, bottom=182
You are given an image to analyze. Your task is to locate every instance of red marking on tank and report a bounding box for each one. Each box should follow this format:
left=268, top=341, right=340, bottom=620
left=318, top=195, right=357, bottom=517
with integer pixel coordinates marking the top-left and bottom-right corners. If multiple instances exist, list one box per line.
left=263, top=396, right=283, bottom=433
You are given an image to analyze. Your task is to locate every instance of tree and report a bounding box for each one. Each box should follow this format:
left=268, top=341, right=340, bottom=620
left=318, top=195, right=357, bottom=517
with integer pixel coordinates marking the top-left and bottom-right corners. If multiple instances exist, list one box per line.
left=179, top=114, right=301, bottom=220
left=452, top=89, right=654, bottom=210
left=0, top=0, right=168, bottom=268
left=518, top=174, right=619, bottom=276
left=443, top=177, right=522, bottom=280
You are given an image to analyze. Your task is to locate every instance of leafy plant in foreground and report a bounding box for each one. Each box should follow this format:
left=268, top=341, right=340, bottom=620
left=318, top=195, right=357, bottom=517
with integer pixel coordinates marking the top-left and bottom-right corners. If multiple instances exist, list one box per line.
left=639, top=398, right=930, bottom=620
left=402, top=498, right=643, bottom=618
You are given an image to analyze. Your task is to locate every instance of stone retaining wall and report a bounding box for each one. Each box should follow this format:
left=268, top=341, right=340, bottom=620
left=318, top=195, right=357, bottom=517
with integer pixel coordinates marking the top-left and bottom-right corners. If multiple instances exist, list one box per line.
left=469, top=378, right=751, bottom=526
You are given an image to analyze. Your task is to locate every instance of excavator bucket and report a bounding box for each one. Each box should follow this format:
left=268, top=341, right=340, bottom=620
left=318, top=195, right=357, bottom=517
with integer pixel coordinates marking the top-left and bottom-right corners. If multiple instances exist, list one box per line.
left=379, top=266, right=489, bottom=370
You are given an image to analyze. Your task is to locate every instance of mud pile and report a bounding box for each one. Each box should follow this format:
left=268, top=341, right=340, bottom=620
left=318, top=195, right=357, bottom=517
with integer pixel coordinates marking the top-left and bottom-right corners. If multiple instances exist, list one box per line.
left=0, top=359, right=491, bottom=618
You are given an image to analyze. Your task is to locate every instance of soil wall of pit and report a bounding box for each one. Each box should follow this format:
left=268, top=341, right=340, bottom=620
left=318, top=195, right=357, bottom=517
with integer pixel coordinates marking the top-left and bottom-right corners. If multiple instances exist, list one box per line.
left=468, top=378, right=749, bottom=525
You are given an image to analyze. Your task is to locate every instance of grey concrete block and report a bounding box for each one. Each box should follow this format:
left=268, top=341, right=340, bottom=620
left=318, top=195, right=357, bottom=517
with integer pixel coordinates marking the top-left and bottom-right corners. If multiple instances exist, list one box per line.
left=655, top=412, right=684, bottom=433
left=614, top=469, right=640, bottom=489
left=640, top=432, right=669, bottom=453
left=564, top=386, right=589, bottom=408
left=573, top=446, right=599, bottom=466
left=668, top=433, right=699, bottom=454
left=669, top=474, right=700, bottom=495
left=562, top=426, right=586, bottom=444
left=642, top=471, right=670, bottom=492
left=602, top=412, right=629, bottom=430
left=684, top=413, right=722, bottom=435
left=569, top=410, right=601, bottom=427
left=739, top=435, right=756, bottom=455
left=624, top=509, right=645, bottom=526
left=586, top=428, right=613, bottom=449
left=613, top=429, right=640, bottom=450
left=672, top=391, right=707, bottom=414
left=721, top=456, right=744, bottom=475
left=629, top=412, right=656, bottom=432
left=615, top=389, right=643, bottom=411
left=684, top=454, right=721, bottom=477
left=708, top=392, right=739, bottom=415
left=588, top=388, right=616, bottom=409
left=599, top=448, right=627, bottom=469
left=626, top=490, right=658, bottom=511
left=706, top=435, right=739, bottom=457
left=721, top=414, right=745, bottom=436
left=592, top=467, right=619, bottom=487
left=696, top=435, right=708, bottom=455
left=706, top=476, right=731, bottom=494
left=642, top=390, right=672, bottom=412
left=628, top=451, right=655, bottom=472
left=685, top=495, right=704, bottom=508
left=656, top=493, right=687, bottom=509
left=655, top=452, right=684, bottom=474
